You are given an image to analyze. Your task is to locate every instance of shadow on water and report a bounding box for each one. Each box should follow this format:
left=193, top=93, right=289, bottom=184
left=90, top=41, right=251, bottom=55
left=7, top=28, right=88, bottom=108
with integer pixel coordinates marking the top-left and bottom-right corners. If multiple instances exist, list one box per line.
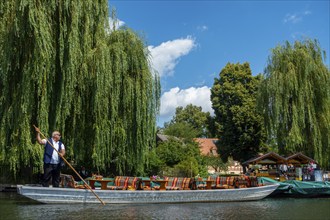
left=1, top=192, right=330, bottom=220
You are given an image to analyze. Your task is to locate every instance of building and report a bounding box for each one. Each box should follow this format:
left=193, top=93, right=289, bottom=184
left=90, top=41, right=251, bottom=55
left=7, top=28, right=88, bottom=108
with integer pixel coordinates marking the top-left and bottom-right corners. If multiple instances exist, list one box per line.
left=194, top=138, right=218, bottom=157
left=194, top=138, right=243, bottom=175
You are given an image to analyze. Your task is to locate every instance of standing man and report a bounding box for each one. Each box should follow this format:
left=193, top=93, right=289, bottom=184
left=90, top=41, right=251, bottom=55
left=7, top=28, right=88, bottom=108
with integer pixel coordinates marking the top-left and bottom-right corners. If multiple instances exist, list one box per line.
left=35, top=127, right=65, bottom=187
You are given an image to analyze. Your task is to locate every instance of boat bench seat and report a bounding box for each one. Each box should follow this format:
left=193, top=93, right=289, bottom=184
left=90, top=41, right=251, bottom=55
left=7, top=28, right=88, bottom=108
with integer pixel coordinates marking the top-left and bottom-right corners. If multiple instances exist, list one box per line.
left=107, top=176, right=141, bottom=190
left=235, top=176, right=249, bottom=188
left=207, top=176, right=235, bottom=189
left=165, top=177, right=192, bottom=190
left=231, top=175, right=259, bottom=188
left=244, top=176, right=259, bottom=187
left=207, top=175, right=256, bottom=189
left=208, top=175, right=256, bottom=189
left=60, top=174, right=86, bottom=189
left=194, top=178, right=206, bottom=189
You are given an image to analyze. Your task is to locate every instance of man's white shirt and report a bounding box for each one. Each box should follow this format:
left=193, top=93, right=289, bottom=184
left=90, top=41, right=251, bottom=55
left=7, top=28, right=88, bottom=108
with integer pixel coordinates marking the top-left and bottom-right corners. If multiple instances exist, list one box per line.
left=42, top=139, right=65, bottom=164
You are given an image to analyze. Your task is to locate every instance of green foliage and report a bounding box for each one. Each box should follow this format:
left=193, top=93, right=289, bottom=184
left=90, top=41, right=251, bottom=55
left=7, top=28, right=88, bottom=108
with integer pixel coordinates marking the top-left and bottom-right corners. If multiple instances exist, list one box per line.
left=144, top=148, right=165, bottom=176
left=166, top=104, right=213, bottom=137
left=156, top=140, right=186, bottom=166
left=202, top=155, right=228, bottom=173
left=0, top=1, right=160, bottom=176
left=173, top=157, right=199, bottom=177
left=163, top=122, right=199, bottom=141
left=149, top=139, right=202, bottom=177
left=258, top=39, right=330, bottom=168
left=211, top=62, right=266, bottom=163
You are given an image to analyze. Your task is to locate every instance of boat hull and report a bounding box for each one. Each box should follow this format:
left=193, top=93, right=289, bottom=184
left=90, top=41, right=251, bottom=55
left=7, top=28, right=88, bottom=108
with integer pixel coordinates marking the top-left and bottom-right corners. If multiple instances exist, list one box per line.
left=17, top=184, right=279, bottom=204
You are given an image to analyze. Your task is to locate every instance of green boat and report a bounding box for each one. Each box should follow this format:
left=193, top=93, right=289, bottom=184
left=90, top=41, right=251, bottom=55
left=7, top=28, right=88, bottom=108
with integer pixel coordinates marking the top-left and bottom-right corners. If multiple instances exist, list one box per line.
left=259, top=177, right=330, bottom=197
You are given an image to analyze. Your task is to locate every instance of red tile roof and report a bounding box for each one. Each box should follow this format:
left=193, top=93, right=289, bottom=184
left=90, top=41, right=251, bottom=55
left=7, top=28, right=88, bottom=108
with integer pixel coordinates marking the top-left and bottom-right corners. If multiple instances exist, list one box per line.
left=194, top=138, right=219, bottom=156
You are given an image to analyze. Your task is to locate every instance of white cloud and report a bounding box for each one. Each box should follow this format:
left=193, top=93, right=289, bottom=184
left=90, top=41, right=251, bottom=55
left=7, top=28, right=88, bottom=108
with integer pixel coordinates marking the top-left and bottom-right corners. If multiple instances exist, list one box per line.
left=197, top=25, right=208, bottom=31
left=283, top=10, right=311, bottom=24
left=112, top=19, right=202, bottom=126
left=284, top=14, right=301, bottom=24
left=159, top=86, right=213, bottom=125
left=291, top=31, right=308, bottom=39
left=109, top=17, right=125, bottom=30
left=148, top=37, right=196, bottom=77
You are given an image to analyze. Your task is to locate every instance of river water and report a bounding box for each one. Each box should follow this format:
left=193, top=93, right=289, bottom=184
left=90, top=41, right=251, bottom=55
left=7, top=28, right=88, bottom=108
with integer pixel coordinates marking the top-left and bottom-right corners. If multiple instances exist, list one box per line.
left=0, top=192, right=329, bottom=220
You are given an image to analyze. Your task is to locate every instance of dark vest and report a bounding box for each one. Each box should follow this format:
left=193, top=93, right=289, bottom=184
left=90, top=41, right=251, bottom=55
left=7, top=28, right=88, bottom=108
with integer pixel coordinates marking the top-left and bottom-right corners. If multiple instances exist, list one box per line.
left=44, top=138, right=63, bottom=164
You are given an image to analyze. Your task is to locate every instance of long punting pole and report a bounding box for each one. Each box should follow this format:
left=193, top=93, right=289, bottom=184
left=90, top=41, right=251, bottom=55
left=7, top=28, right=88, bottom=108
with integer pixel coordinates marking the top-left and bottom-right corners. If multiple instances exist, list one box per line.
left=33, top=125, right=105, bottom=205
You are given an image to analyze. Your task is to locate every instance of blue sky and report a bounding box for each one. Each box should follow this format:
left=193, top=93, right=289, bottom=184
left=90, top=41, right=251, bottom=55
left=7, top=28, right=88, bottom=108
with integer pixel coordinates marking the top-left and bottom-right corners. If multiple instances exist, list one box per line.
left=109, top=1, right=330, bottom=127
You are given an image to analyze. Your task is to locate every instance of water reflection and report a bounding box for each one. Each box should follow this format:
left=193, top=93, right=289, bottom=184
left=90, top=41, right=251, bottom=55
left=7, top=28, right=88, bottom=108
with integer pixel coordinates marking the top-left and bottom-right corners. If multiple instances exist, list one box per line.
left=1, top=192, right=329, bottom=220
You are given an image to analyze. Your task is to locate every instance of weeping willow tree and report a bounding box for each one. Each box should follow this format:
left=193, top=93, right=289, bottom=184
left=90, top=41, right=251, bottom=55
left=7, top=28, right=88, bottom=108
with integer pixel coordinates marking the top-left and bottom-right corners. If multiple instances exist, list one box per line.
left=0, top=0, right=160, bottom=179
left=258, top=39, right=330, bottom=168
left=91, top=28, right=161, bottom=175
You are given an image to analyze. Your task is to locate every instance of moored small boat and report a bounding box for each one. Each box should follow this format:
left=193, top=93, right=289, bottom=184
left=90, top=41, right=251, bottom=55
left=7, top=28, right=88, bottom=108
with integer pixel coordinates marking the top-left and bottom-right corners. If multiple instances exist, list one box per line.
left=17, top=183, right=279, bottom=204
left=259, top=177, right=330, bottom=197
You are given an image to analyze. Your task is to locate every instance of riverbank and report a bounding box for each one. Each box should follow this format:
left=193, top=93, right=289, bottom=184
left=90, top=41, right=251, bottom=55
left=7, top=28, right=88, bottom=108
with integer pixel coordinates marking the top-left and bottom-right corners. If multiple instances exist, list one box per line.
left=0, top=184, right=17, bottom=192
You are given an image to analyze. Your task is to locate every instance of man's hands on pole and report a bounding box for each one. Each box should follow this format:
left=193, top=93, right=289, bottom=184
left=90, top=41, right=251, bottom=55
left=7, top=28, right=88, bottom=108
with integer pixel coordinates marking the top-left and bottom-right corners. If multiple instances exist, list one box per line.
left=34, top=125, right=43, bottom=145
